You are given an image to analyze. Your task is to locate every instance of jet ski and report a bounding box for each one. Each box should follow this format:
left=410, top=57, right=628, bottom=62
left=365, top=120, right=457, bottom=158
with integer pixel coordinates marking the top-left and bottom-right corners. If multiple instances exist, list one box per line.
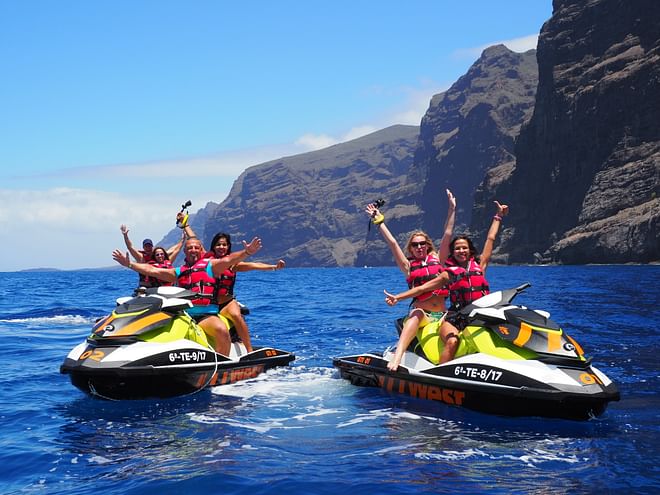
left=333, top=283, right=620, bottom=421
left=61, top=286, right=295, bottom=400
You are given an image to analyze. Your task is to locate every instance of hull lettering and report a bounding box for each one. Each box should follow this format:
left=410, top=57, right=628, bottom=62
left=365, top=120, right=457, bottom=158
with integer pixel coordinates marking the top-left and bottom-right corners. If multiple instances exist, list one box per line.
left=377, top=375, right=466, bottom=406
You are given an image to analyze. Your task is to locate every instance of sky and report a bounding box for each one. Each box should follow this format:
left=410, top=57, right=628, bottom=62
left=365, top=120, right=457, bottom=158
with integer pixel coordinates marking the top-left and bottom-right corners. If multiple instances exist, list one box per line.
left=0, top=1, right=553, bottom=271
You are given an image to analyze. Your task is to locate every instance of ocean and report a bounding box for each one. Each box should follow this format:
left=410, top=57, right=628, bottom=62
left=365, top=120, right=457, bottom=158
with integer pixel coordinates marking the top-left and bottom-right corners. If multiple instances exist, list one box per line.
left=0, top=265, right=658, bottom=494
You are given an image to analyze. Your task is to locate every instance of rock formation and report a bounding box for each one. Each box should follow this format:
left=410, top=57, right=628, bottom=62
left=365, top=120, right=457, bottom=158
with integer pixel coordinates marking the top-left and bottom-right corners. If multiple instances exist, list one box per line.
left=492, top=0, right=660, bottom=263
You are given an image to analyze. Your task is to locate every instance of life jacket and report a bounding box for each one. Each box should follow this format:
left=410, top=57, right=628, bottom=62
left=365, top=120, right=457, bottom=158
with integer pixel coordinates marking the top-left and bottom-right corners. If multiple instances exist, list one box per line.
left=136, top=251, right=156, bottom=288
left=216, top=268, right=236, bottom=297
left=141, top=260, right=173, bottom=287
left=202, top=252, right=236, bottom=297
left=406, top=253, right=449, bottom=302
left=175, top=259, right=217, bottom=305
left=444, top=257, right=490, bottom=309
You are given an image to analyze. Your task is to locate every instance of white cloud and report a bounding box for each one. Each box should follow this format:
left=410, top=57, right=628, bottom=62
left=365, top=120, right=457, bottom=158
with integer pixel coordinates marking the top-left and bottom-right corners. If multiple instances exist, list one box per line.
left=294, top=126, right=380, bottom=152
left=343, top=125, right=380, bottom=141
left=387, top=85, right=447, bottom=125
left=452, top=33, right=539, bottom=60
left=0, top=188, right=223, bottom=271
left=502, top=34, right=540, bottom=52
left=294, top=133, right=339, bottom=150
left=34, top=144, right=301, bottom=181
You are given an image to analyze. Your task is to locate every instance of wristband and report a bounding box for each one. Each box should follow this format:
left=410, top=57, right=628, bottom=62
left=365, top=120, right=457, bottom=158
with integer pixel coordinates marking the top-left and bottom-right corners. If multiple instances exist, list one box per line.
left=372, top=213, right=385, bottom=225
left=493, top=215, right=502, bottom=221
left=177, top=213, right=189, bottom=229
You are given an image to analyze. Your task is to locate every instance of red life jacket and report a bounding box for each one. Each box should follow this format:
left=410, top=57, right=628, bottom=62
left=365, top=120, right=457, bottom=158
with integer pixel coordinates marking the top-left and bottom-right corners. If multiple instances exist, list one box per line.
left=444, top=257, right=490, bottom=309
left=406, top=254, right=448, bottom=302
left=176, top=259, right=217, bottom=305
left=136, top=251, right=156, bottom=288
left=141, top=260, right=173, bottom=287
left=216, top=268, right=236, bottom=297
left=203, top=252, right=236, bottom=297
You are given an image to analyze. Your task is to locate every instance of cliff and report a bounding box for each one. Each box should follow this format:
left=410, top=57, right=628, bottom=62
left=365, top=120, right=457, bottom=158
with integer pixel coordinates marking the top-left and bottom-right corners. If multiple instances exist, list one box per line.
left=412, top=45, right=538, bottom=242
left=160, top=46, right=539, bottom=267
left=494, top=0, right=660, bottom=263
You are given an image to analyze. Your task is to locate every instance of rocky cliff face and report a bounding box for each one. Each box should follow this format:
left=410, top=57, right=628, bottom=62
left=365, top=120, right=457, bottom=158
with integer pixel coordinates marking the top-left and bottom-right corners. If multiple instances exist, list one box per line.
left=353, top=45, right=539, bottom=266
left=494, top=0, right=660, bottom=263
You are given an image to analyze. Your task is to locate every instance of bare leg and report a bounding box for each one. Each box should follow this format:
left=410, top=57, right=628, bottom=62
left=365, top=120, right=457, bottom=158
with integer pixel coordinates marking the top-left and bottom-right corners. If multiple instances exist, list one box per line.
left=388, top=308, right=425, bottom=371
left=200, top=316, right=230, bottom=355
left=439, top=320, right=460, bottom=364
left=221, top=300, right=253, bottom=352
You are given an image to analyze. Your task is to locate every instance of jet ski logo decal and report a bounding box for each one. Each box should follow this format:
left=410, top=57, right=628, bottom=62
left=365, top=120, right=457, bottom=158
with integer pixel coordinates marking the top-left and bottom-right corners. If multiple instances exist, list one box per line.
left=196, top=365, right=266, bottom=388
left=377, top=375, right=466, bottom=406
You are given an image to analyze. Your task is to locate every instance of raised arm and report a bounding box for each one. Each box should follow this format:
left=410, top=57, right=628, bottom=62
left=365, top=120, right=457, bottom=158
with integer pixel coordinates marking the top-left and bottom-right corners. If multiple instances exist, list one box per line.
left=120, top=224, right=145, bottom=262
left=384, top=272, right=450, bottom=306
left=437, top=189, right=456, bottom=263
left=112, top=249, right=177, bottom=283
left=365, top=203, right=409, bottom=274
left=479, top=200, right=509, bottom=274
left=167, top=230, right=185, bottom=263
left=210, top=237, right=262, bottom=276
left=235, top=259, right=286, bottom=272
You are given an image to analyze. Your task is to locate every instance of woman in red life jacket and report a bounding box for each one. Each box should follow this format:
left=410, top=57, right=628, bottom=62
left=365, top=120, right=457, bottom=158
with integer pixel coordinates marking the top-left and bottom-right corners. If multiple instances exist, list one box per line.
left=385, top=200, right=509, bottom=328
left=111, top=236, right=262, bottom=355
left=365, top=189, right=459, bottom=371
left=141, top=246, right=174, bottom=288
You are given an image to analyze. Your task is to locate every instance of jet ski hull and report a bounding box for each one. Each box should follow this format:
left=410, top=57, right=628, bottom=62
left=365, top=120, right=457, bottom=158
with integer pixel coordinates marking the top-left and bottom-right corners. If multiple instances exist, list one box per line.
left=60, top=287, right=295, bottom=400
left=333, top=352, right=620, bottom=421
left=61, top=340, right=294, bottom=400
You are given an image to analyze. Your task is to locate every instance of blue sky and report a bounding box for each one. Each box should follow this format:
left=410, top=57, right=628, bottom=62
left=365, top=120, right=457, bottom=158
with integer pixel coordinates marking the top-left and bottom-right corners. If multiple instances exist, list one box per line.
left=1, top=1, right=552, bottom=271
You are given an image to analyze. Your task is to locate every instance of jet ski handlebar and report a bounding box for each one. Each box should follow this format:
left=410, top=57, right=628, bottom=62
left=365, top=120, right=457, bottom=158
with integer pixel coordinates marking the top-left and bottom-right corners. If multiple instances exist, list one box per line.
left=515, top=282, right=532, bottom=292
left=458, top=282, right=532, bottom=316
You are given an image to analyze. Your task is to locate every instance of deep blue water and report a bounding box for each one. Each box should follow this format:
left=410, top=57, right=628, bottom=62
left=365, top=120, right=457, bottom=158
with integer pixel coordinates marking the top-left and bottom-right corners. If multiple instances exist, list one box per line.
left=0, top=266, right=658, bottom=494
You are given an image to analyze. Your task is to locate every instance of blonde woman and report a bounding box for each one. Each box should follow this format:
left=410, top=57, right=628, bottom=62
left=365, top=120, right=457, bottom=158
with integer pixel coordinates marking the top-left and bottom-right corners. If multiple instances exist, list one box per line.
left=365, top=190, right=459, bottom=371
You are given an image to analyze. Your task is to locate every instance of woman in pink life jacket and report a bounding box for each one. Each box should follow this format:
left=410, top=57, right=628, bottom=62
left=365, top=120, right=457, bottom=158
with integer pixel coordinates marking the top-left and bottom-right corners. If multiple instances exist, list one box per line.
left=204, top=232, right=285, bottom=353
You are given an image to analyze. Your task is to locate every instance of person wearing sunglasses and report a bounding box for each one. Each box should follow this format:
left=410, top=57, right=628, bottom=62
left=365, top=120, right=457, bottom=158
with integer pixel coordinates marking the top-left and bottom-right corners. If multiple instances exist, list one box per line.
left=365, top=189, right=459, bottom=371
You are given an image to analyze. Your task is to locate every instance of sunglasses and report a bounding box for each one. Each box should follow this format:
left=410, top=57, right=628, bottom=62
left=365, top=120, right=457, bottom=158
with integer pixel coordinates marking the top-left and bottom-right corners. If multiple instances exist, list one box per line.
left=411, top=242, right=428, bottom=248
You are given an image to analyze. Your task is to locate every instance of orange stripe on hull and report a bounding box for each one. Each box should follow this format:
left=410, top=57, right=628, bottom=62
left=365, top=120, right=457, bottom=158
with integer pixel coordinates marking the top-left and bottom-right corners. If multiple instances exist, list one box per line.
left=547, top=331, right=562, bottom=352
left=514, top=322, right=533, bottom=347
